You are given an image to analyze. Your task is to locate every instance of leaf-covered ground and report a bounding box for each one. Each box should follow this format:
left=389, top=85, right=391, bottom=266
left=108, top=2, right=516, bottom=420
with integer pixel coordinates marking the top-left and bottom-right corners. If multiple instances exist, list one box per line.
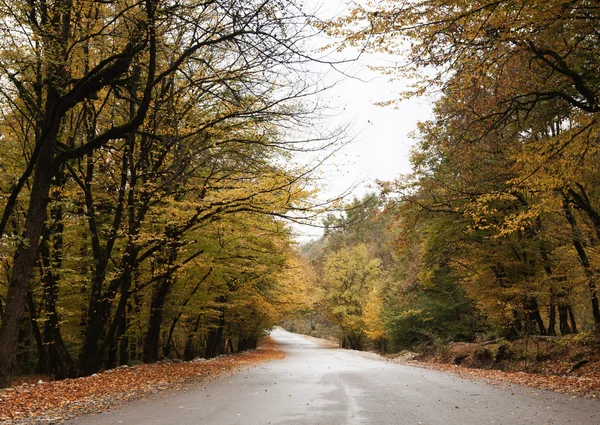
left=409, top=360, right=600, bottom=398
left=386, top=342, right=600, bottom=399
left=0, top=338, right=284, bottom=424
left=382, top=334, right=600, bottom=399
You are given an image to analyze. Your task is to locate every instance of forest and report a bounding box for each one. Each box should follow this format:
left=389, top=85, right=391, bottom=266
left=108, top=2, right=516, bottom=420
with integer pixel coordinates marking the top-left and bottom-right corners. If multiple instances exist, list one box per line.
left=289, top=0, right=600, bottom=354
left=1, top=0, right=600, bottom=391
left=0, top=0, right=326, bottom=388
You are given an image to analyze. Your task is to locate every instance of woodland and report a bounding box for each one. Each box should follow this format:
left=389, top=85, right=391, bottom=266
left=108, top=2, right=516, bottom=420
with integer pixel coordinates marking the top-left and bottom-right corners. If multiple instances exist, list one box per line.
left=1, top=0, right=600, bottom=391
left=291, top=0, right=600, bottom=355
left=0, top=0, right=329, bottom=388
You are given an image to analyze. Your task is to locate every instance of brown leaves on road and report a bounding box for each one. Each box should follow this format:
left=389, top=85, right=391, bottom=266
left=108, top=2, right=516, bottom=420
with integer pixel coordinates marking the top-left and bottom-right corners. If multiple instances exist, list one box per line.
left=0, top=337, right=284, bottom=424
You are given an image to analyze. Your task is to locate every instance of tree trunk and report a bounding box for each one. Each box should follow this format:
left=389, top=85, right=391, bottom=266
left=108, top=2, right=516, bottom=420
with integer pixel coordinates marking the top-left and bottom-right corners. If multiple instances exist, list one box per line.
left=27, top=291, right=46, bottom=374
left=568, top=306, right=578, bottom=334
left=558, top=305, right=572, bottom=335
left=143, top=235, right=179, bottom=363
left=505, top=309, right=523, bottom=340
left=563, top=198, right=600, bottom=327
left=163, top=268, right=212, bottom=358
left=539, top=244, right=556, bottom=336
left=80, top=235, right=138, bottom=375
left=183, top=314, right=202, bottom=361
left=39, top=195, right=76, bottom=379
left=143, top=278, right=172, bottom=363
left=118, top=300, right=130, bottom=366
left=0, top=134, right=58, bottom=387
left=523, top=297, right=547, bottom=335
left=205, top=309, right=225, bottom=359
left=547, top=302, right=556, bottom=336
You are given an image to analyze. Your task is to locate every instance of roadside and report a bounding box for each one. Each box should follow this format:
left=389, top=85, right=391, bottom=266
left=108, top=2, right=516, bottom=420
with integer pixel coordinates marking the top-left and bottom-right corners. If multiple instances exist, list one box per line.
left=384, top=334, right=600, bottom=399
left=407, top=360, right=600, bottom=399
left=0, top=338, right=284, bottom=424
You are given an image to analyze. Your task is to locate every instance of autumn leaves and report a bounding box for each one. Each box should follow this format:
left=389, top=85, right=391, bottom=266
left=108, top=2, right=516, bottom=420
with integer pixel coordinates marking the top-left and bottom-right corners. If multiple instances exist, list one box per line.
left=308, top=0, right=600, bottom=348
left=0, top=0, right=328, bottom=387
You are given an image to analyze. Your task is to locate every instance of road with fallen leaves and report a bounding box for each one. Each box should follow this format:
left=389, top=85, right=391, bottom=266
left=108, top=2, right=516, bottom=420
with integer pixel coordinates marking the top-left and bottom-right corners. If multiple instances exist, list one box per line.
left=67, top=328, right=599, bottom=425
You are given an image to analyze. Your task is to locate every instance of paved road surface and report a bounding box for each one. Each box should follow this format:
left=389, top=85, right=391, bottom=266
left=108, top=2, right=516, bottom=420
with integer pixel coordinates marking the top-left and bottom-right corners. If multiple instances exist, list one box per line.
left=67, top=328, right=599, bottom=425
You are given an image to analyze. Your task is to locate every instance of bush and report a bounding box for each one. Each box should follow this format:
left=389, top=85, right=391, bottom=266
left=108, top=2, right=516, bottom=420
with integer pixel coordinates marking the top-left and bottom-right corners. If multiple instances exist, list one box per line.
left=494, top=343, right=513, bottom=363
left=473, top=347, right=492, bottom=366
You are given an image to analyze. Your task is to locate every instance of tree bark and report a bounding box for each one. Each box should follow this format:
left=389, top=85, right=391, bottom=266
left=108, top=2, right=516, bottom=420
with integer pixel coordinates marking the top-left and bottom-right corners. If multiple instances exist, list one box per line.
left=0, top=129, right=58, bottom=387
left=568, top=305, right=578, bottom=334
left=558, top=305, right=572, bottom=335
left=39, top=188, right=76, bottom=379
left=523, top=297, right=547, bottom=335
left=27, top=291, right=46, bottom=374
left=563, top=198, right=600, bottom=327
left=205, top=308, right=225, bottom=359
left=143, top=278, right=171, bottom=363
left=183, top=314, right=203, bottom=361
left=143, top=235, right=180, bottom=363
left=547, top=302, right=556, bottom=336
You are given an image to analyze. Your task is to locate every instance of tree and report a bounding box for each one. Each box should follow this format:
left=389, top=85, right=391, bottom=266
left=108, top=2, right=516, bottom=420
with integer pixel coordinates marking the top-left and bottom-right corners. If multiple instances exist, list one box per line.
left=322, top=244, right=381, bottom=350
left=0, top=0, right=340, bottom=387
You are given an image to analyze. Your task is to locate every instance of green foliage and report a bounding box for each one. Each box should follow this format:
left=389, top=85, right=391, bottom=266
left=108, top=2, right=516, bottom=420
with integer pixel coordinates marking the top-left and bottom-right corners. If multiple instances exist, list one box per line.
left=323, top=0, right=600, bottom=346
left=0, top=0, right=339, bottom=384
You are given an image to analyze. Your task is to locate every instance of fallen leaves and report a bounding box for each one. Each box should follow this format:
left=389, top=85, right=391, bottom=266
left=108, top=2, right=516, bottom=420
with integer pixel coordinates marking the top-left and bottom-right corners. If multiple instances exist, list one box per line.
left=402, top=359, right=600, bottom=399
left=387, top=335, right=600, bottom=399
left=0, top=337, right=284, bottom=424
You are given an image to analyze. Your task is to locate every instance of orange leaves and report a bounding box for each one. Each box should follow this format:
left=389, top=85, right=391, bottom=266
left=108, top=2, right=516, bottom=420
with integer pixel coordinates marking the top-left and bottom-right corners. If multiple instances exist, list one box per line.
left=421, top=361, right=600, bottom=398
left=0, top=338, right=284, bottom=424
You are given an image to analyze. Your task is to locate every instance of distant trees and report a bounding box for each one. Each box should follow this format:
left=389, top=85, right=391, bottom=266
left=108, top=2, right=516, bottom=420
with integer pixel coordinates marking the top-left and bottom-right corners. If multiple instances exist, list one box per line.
left=294, top=194, right=480, bottom=351
left=285, top=0, right=600, bottom=352
left=322, top=243, right=382, bottom=350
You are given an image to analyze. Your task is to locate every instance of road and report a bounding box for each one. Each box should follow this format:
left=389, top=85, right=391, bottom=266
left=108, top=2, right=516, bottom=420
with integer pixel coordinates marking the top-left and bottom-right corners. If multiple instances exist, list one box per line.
left=67, top=328, right=599, bottom=425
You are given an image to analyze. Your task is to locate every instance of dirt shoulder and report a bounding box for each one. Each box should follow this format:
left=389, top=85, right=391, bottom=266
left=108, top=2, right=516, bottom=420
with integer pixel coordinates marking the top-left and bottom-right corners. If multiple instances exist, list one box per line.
left=385, top=334, right=600, bottom=399
left=402, top=359, right=600, bottom=398
left=0, top=338, right=284, bottom=424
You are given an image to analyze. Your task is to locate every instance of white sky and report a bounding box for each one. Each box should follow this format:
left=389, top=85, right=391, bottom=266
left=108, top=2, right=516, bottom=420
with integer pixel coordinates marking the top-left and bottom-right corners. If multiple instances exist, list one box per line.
left=291, top=1, right=433, bottom=241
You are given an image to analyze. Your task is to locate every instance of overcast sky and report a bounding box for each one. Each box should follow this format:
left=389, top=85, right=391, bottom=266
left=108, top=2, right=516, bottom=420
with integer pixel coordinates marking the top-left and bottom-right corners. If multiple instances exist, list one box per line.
left=291, top=1, right=433, bottom=241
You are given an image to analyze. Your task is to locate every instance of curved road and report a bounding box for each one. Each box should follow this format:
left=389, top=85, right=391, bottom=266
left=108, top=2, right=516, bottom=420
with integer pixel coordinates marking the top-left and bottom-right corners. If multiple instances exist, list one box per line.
left=68, top=328, right=599, bottom=425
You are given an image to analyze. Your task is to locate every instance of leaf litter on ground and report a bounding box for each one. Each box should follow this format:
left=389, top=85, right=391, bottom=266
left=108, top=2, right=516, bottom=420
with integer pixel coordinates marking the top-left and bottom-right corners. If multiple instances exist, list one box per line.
left=394, top=357, right=600, bottom=399
left=0, top=337, right=284, bottom=424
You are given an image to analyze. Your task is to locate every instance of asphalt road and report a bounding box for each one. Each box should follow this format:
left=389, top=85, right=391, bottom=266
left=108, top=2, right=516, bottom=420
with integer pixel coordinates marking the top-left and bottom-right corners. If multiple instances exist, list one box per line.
left=67, top=328, right=599, bottom=425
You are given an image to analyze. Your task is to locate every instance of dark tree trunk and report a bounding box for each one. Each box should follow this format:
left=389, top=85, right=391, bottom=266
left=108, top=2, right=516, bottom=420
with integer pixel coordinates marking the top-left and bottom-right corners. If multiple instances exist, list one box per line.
left=568, top=306, right=578, bottom=334
left=558, top=305, right=572, bottom=335
left=505, top=309, right=523, bottom=340
left=547, top=302, right=557, bottom=336
left=80, top=202, right=139, bottom=375
left=143, top=279, right=171, bottom=363
left=0, top=128, right=58, bottom=387
left=39, top=193, right=76, bottom=380
left=119, top=302, right=130, bottom=366
left=347, top=335, right=362, bottom=351
left=238, top=338, right=250, bottom=352
left=524, top=298, right=547, bottom=335
left=539, top=244, right=556, bottom=336
left=205, top=309, right=225, bottom=359
left=563, top=198, right=600, bottom=327
left=143, top=235, right=180, bottom=363
left=79, top=319, right=106, bottom=376
left=183, top=314, right=202, bottom=361
left=107, top=337, right=118, bottom=369
left=27, top=291, right=46, bottom=374
left=163, top=268, right=213, bottom=358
